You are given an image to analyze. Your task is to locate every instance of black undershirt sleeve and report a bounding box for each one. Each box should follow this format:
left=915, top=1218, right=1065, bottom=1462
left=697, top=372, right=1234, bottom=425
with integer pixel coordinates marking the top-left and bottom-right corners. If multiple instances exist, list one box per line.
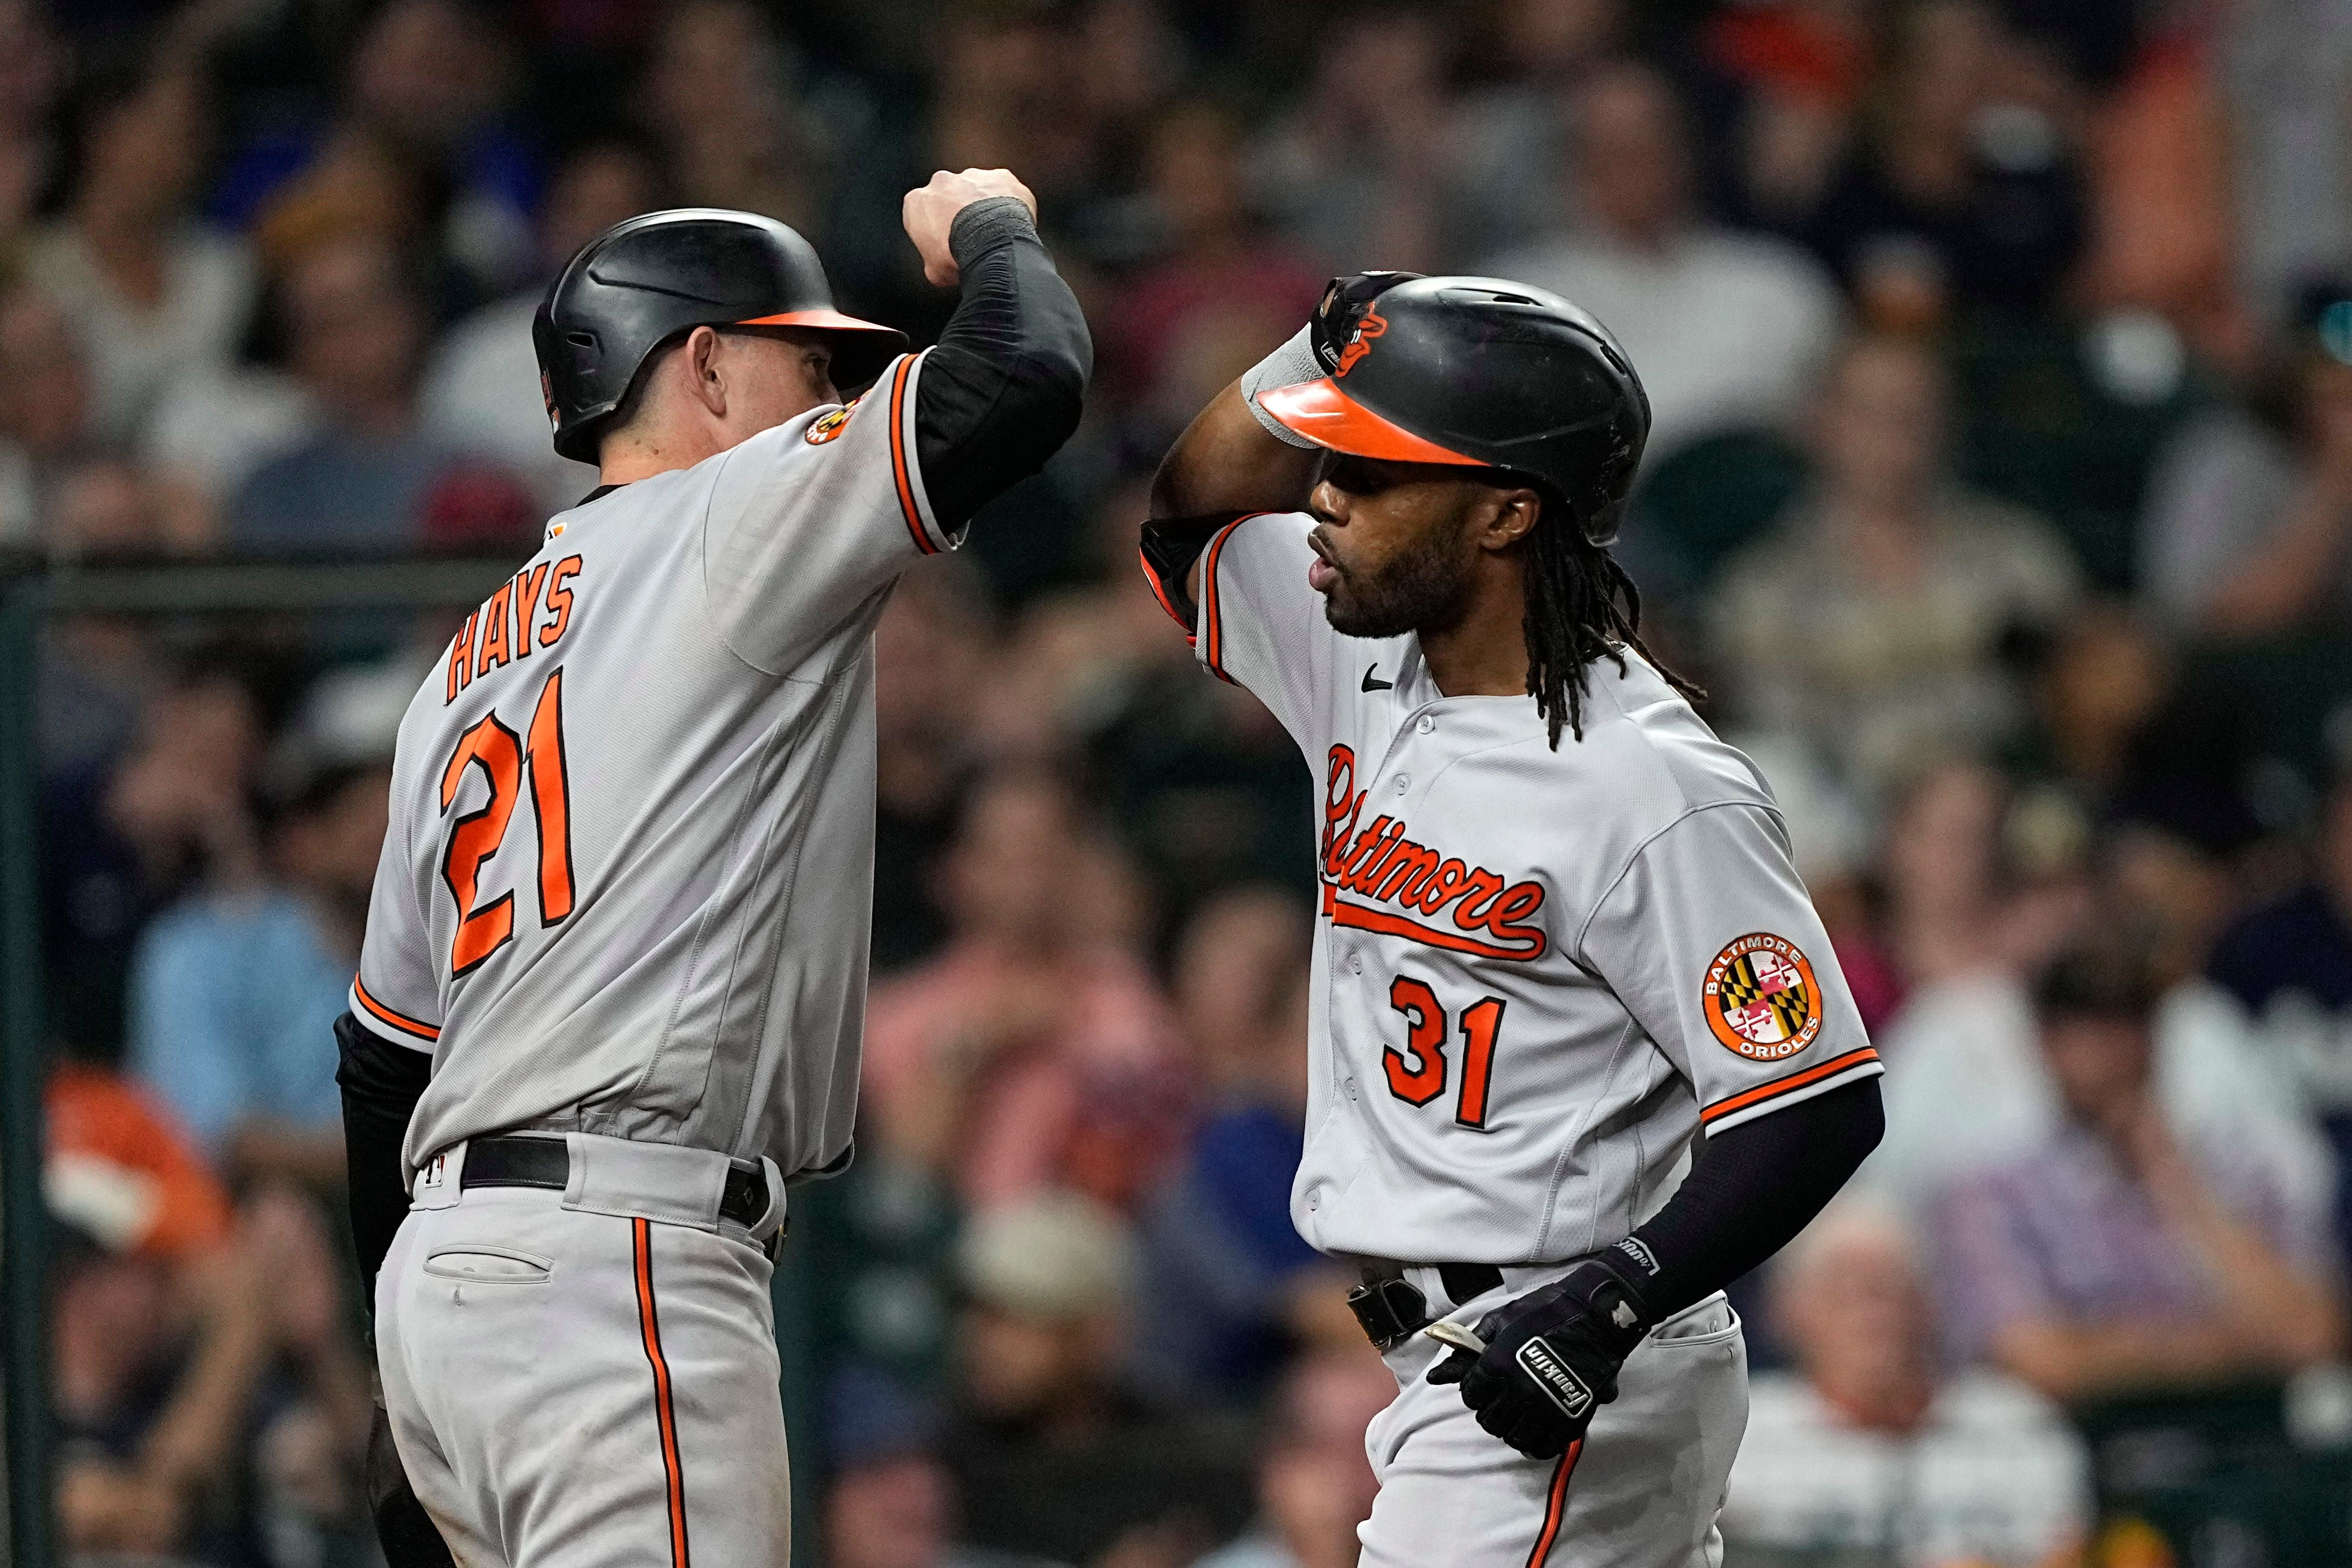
left=910, top=197, right=1092, bottom=531
left=1622, top=1076, right=1884, bottom=1321
left=336, top=1012, right=433, bottom=1310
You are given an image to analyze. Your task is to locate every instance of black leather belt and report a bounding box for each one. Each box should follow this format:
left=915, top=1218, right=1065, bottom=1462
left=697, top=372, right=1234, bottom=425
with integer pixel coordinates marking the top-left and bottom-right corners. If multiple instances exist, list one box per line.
left=460, top=1135, right=774, bottom=1232
left=1347, top=1261, right=1505, bottom=1352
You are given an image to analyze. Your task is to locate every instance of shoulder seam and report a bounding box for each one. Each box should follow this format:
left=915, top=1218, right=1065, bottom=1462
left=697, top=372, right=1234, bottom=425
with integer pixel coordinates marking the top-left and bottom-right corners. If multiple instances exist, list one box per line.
left=1571, top=798, right=1788, bottom=959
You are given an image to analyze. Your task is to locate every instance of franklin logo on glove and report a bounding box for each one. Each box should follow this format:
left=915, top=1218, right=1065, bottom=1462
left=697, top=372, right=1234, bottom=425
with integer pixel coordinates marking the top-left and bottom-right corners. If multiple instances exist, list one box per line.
left=1515, top=1340, right=1596, bottom=1418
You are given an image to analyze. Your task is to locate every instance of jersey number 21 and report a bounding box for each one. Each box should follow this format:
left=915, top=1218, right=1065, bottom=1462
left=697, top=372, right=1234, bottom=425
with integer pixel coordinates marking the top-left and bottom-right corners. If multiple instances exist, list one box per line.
left=438, top=667, right=575, bottom=976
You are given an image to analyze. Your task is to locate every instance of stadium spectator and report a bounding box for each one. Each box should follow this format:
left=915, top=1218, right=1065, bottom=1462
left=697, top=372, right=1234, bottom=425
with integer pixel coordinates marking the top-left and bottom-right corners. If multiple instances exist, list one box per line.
left=129, top=753, right=391, bottom=1185
left=1935, top=938, right=2344, bottom=1402
left=1798, top=0, right=2088, bottom=319
left=228, top=236, right=458, bottom=554
left=0, top=0, right=61, bottom=240
left=1725, top=1198, right=2092, bottom=1565
left=943, top=1192, right=1254, bottom=1567
left=2224, top=0, right=2352, bottom=325
left=1138, top=891, right=1340, bottom=1395
left=1865, top=802, right=2329, bottom=1223
left=0, top=284, right=96, bottom=548
left=871, top=561, right=995, bottom=971
left=216, top=0, right=536, bottom=300
left=1702, top=0, right=1873, bottom=230
left=47, top=1058, right=232, bottom=1265
left=1191, top=1347, right=1395, bottom=1568
left=422, top=139, right=665, bottom=514
left=1480, top=57, right=1843, bottom=458
left=829, top=1445, right=1070, bottom=1568
left=1253, top=6, right=1462, bottom=275
left=862, top=769, right=1191, bottom=1214
left=1108, top=101, right=1323, bottom=431
left=1708, top=332, right=2080, bottom=800
left=2209, top=762, right=2352, bottom=1248
left=1451, top=0, right=1629, bottom=256
left=29, top=46, right=253, bottom=452
left=821, top=1362, right=1076, bottom=1568
left=635, top=0, right=825, bottom=237
left=52, top=1187, right=371, bottom=1564
left=2139, top=284, right=2352, bottom=637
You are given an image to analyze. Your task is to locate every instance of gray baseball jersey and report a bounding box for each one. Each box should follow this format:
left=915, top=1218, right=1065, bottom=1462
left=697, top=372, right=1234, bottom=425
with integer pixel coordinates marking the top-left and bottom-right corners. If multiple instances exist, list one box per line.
left=351, top=350, right=953, bottom=1184
left=1152, top=510, right=1882, bottom=1265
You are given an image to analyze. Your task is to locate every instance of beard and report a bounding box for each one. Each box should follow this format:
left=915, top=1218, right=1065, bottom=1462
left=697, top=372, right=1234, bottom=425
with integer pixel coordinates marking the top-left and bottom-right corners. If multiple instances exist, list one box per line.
left=1321, top=520, right=1476, bottom=638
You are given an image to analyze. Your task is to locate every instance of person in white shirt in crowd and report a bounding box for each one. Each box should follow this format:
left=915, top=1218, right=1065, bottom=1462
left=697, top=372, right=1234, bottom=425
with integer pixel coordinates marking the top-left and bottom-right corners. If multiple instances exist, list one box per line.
left=1478, top=57, right=1841, bottom=461
left=1724, top=1198, right=2091, bottom=1567
left=421, top=140, right=666, bottom=515
left=2139, top=283, right=2352, bottom=640
left=1862, top=790, right=2333, bottom=1227
left=27, top=44, right=256, bottom=450
left=1708, top=333, right=2081, bottom=803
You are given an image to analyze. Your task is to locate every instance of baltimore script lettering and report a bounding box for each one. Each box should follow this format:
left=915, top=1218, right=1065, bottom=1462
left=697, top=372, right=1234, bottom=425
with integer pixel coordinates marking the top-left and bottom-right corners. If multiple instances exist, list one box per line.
left=1319, top=744, right=1549, bottom=962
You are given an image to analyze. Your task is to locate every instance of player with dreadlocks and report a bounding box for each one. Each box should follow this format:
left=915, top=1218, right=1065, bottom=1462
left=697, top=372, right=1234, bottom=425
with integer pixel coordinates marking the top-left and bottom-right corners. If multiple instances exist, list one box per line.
left=1138, top=271, right=1881, bottom=1567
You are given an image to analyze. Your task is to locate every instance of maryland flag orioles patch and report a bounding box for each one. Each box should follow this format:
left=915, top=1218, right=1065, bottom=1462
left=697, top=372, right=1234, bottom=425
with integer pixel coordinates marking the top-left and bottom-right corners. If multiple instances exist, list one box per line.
left=1703, top=933, right=1823, bottom=1060
left=805, top=401, right=856, bottom=444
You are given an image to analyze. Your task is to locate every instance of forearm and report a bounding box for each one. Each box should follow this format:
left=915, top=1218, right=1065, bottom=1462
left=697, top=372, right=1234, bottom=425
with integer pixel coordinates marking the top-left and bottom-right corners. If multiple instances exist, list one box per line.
left=911, top=197, right=1091, bottom=529
left=299, top=1330, right=379, bottom=1451
left=2172, top=1203, right=2346, bottom=1363
left=1614, top=1078, right=1884, bottom=1320
left=336, top=1012, right=432, bottom=1308
left=142, top=1284, right=271, bottom=1495
left=1994, top=1318, right=2267, bottom=1403
left=1150, top=380, right=1321, bottom=521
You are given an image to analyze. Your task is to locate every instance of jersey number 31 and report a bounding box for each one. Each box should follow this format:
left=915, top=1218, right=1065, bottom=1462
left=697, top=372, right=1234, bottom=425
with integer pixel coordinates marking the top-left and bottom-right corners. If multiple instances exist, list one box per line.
left=439, top=667, right=575, bottom=976
left=1386, top=977, right=1505, bottom=1130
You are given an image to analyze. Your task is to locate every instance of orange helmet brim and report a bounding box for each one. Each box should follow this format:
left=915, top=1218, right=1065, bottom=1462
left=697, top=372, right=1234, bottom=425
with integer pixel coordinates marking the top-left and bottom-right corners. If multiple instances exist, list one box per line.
left=1255, top=377, right=1492, bottom=468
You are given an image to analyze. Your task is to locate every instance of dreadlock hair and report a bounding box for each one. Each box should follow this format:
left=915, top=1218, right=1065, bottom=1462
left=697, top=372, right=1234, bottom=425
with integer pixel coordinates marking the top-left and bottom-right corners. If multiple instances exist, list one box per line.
left=1519, top=493, right=1704, bottom=748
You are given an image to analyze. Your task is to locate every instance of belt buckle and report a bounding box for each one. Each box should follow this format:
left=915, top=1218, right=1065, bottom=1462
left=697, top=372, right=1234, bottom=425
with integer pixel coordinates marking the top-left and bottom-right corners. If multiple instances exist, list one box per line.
left=1347, top=1274, right=1430, bottom=1352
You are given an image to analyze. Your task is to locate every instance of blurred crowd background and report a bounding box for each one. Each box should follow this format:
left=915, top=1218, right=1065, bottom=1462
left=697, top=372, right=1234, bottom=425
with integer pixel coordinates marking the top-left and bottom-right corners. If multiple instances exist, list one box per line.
left=20, top=0, right=2352, bottom=1563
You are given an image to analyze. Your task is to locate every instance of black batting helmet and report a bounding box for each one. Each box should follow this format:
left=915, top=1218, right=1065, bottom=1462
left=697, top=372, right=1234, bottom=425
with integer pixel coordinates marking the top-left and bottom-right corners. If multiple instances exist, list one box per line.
left=533, top=208, right=908, bottom=463
left=1257, top=276, right=1650, bottom=545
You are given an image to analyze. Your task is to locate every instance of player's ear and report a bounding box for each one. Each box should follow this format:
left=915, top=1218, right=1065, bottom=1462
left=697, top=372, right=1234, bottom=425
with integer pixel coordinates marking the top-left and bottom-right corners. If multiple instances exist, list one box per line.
left=1479, top=486, right=1542, bottom=551
left=686, top=326, right=728, bottom=419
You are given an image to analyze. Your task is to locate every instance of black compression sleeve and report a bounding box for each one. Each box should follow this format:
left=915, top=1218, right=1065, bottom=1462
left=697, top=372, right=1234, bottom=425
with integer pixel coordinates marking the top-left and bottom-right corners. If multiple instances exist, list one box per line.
left=1138, top=512, right=1244, bottom=626
left=1617, top=1077, right=1883, bottom=1320
left=336, top=1012, right=432, bottom=1310
left=911, top=197, right=1092, bottom=530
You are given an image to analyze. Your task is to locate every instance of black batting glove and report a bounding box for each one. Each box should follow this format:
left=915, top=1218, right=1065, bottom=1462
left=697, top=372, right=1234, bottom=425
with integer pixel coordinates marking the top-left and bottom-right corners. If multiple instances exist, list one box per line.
left=1310, top=271, right=1425, bottom=376
left=1426, top=1253, right=1653, bottom=1460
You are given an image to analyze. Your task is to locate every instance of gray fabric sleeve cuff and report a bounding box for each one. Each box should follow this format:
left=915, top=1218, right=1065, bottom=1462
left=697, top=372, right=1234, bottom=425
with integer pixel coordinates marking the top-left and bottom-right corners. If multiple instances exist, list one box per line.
left=1240, top=324, right=1323, bottom=448
left=947, top=197, right=1041, bottom=268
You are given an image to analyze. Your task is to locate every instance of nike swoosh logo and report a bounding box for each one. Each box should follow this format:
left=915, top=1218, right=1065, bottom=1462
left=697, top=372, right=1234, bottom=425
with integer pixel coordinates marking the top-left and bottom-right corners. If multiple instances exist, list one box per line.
left=1362, top=665, right=1393, bottom=692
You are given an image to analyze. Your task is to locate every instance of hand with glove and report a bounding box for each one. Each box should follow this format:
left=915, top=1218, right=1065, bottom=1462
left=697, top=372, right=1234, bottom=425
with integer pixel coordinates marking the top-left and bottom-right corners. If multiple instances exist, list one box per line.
left=1427, top=1252, right=1654, bottom=1460
left=1309, top=270, right=1425, bottom=376
left=1239, top=270, right=1425, bottom=447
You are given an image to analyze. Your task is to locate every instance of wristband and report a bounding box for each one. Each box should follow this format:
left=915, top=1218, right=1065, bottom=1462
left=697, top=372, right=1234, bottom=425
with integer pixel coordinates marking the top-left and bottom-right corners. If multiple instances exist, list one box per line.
left=947, top=197, right=1040, bottom=269
left=1240, top=324, right=1323, bottom=449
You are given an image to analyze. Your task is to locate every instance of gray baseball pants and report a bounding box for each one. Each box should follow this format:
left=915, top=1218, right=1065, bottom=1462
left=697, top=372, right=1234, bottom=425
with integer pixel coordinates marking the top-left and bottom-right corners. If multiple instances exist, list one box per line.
left=1360, top=1270, right=1749, bottom=1568
left=375, top=1134, right=792, bottom=1566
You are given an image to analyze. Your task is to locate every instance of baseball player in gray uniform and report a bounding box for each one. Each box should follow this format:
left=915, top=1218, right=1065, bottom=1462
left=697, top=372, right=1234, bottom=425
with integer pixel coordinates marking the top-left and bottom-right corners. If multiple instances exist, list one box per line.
left=331, top=170, right=1089, bottom=1566
left=1139, top=274, right=1886, bottom=1565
